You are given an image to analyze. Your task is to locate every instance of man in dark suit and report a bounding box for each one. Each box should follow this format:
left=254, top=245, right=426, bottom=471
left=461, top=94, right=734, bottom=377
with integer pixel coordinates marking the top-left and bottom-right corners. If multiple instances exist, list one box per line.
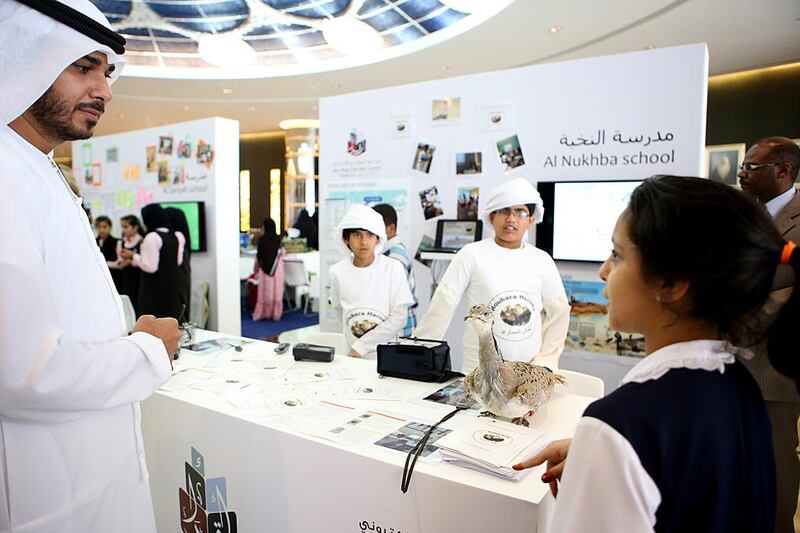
left=739, top=136, right=800, bottom=533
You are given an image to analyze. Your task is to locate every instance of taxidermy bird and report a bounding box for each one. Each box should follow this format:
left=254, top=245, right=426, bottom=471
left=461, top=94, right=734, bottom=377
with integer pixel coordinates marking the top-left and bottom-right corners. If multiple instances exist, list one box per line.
left=463, top=304, right=566, bottom=426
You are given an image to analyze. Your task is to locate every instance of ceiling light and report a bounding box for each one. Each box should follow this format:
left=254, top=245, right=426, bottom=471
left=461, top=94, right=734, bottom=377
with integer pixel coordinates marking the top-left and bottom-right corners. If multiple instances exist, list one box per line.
left=321, top=17, right=383, bottom=56
left=198, top=32, right=256, bottom=68
left=248, top=106, right=256, bottom=112
left=183, top=105, right=190, bottom=111
left=441, top=64, right=452, bottom=71
left=549, top=25, right=562, bottom=33
left=279, top=119, right=321, bottom=130
left=222, top=88, right=233, bottom=95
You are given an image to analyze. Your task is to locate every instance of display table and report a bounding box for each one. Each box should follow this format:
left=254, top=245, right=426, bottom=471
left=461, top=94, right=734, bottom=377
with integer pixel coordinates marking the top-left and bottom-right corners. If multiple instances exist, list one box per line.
left=143, top=330, right=594, bottom=533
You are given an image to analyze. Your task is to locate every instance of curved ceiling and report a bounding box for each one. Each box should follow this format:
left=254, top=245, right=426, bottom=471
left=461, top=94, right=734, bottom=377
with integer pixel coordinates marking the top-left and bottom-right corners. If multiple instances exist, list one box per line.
left=90, top=0, right=510, bottom=78
left=89, top=0, right=800, bottom=137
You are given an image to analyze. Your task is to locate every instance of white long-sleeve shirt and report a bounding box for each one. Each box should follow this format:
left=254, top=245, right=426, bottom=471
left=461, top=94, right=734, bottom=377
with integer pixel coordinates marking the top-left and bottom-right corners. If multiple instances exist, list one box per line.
left=329, top=254, right=414, bottom=358
left=0, top=125, right=172, bottom=532
left=414, top=238, right=570, bottom=373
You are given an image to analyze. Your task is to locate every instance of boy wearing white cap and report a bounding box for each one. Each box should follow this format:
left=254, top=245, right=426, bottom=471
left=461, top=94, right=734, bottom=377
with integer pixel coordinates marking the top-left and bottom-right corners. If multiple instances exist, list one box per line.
left=414, top=178, right=570, bottom=373
left=329, top=204, right=415, bottom=358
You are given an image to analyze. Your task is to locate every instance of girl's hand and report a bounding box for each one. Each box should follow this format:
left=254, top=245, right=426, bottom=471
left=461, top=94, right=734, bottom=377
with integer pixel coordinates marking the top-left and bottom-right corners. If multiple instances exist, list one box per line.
left=512, top=438, right=572, bottom=497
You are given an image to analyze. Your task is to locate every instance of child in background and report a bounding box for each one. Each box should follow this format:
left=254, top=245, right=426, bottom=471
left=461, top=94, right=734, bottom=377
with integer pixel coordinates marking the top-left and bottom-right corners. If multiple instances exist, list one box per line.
left=94, top=215, right=123, bottom=291
left=116, top=214, right=144, bottom=312
left=372, top=203, right=418, bottom=336
left=329, top=204, right=414, bottom=358
left=515, top=176, right=787, bottom=532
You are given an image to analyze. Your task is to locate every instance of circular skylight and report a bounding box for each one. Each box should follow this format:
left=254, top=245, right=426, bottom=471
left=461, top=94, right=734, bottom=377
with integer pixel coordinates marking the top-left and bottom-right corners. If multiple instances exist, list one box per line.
left=91, top=0, right=512, bottom=79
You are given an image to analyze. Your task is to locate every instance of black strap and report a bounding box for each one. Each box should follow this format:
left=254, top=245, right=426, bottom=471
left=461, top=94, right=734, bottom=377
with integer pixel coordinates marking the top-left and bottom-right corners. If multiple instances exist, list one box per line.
left=400, top=404, right=468, bottom=493
left=16, top=0, right=126, bottom=54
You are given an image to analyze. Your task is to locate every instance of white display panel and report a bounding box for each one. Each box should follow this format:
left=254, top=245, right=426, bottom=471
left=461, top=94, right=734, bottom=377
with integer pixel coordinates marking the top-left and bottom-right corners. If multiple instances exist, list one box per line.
left=552, top=181, right=642, bottom=262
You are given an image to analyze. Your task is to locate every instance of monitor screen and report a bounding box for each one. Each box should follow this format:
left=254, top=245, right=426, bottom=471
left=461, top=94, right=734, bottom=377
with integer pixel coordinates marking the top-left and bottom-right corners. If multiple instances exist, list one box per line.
left=436, top=220, right=483, bottom=251
left=159, top=201, right=207, bottom=252
left=536, top=180, right=642, bottom=262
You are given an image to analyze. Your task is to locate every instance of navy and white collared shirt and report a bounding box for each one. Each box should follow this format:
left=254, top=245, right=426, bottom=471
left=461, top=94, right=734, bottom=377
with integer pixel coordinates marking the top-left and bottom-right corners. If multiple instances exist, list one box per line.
left=551, top=340, right=775, bottom=533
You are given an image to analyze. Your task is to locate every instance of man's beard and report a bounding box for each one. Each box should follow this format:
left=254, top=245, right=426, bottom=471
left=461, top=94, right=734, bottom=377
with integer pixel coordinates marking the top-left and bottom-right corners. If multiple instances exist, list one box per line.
left=28, top=87, right=104, bottom=142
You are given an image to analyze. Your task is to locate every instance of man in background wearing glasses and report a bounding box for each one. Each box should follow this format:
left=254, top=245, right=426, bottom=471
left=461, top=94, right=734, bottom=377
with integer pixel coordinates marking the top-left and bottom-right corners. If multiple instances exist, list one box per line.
left=739, top=136, right=800, bottom=533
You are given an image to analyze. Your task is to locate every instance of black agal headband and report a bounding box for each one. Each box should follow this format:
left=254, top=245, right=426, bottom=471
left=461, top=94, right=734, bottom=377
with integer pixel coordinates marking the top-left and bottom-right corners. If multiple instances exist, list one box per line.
left=16, top=0, right=126, bottom=54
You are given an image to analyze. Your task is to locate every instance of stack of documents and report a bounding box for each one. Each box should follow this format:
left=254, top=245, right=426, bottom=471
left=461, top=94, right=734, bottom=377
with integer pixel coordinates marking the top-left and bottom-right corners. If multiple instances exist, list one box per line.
left=435, top=418, right=551, bottom=481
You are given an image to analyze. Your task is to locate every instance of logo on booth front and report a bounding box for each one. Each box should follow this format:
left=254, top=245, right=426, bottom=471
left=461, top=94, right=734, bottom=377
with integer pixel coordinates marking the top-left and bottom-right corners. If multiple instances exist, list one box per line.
left=179, top=446, right=238, bottom=533
left=347, top=129, right=367, bottom=156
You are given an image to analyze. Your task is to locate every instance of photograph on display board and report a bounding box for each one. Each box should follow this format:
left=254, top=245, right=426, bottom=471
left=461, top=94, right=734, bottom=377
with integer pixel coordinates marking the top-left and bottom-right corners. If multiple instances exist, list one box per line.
left=146, top=145, right=157, bottom=172
left=412, top=142, right=436, bottom=174
left=457, top=187, right=479, bottom=220
left=106, top=147, right=118, bottom=163
left=171, top=163, right=186, bottom=185
left=418, top=185, right=444, bottom=220
left=386, top=114, right=415, bottom=139
left=479, top=102, right=516, bottom=132
left=159, top=135, right=174, bottom=155
left=177, top=138, right=192, bottom=159
left=83, top=163, right=102, bottom=187
left=431, top=97, right=461, bottom=123
left=455, top=152, right=482, bottom=175
left=197, top=140, right=215, bottom=166
left=704, top=144, right=745, bottom=185
left=496, top=134, right=526, bottom=171
left=157, top=160, right=169, bottom=185
left=562, top=279, right=645, bottom=357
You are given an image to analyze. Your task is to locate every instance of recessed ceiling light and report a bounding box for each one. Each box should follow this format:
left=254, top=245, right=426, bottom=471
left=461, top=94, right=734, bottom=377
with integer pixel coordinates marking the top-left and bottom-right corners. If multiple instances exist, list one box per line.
left=183, top=105, right=190, bottom=111
left=248, top=106, right=256, bottom=112
left=312, top=105, right=318, bottom=111
left=549, top=25, right=562, bottom=33
left=441, top=64, right=452, bottom=71
left=222, top=88, right=233, bottom=95
left=118, top=113, right=125, bottom=119
left=645, top=45, right=656, bottom=50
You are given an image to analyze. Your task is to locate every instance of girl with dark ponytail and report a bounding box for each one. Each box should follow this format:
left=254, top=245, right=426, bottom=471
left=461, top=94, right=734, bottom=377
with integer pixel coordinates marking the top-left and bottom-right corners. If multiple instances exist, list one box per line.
left=515, top=175, right=791, bottom=532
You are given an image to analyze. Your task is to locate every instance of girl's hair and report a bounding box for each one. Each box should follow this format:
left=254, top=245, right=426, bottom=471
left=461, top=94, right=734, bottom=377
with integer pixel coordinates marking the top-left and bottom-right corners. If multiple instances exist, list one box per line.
left=120, top=214, right=145, bottom=236
left=626, top=175, right=798, bottom=386
left=94, top=215, right=112, bottom=227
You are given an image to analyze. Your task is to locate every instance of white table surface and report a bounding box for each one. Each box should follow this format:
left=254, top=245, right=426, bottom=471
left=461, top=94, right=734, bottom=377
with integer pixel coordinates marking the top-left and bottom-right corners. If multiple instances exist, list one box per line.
left=144, top=329, right=594, bottom=532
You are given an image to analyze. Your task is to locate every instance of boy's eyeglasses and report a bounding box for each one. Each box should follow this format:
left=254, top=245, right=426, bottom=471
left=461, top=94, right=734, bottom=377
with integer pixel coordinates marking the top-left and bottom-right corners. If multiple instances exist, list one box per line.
left=494, top=207, right=531, bottom=219
left=739, top=162, right=783, bottom=173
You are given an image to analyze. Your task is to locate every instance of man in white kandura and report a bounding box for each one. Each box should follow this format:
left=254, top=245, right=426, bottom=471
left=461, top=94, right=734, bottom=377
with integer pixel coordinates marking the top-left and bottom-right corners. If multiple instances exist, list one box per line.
left=414, top=178, right=571, bottom=373
left=0, top=1, right=179, bottom=532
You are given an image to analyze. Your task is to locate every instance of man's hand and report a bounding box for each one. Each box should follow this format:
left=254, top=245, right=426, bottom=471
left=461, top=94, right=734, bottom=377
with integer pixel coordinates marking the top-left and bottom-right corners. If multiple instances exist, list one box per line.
left=132, top=315, right=180, bottom=361
left=512, top=438, right=572, bottom=497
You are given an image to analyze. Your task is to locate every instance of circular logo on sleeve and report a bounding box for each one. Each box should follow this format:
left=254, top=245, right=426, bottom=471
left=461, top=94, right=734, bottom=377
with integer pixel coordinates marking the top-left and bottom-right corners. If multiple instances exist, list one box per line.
left=488, top=291, right=536, bottom=341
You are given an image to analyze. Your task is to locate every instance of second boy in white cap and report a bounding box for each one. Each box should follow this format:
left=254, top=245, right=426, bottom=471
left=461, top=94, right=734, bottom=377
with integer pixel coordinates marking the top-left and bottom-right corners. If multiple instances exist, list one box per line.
left=414, top=178, right=570, bottom=373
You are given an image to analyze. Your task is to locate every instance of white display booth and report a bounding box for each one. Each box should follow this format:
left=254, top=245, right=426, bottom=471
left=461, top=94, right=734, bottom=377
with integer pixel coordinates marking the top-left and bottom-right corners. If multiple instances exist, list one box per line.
left=318, top=44, right=708, bottom=383
left=72, top=117, right=241, bottom=334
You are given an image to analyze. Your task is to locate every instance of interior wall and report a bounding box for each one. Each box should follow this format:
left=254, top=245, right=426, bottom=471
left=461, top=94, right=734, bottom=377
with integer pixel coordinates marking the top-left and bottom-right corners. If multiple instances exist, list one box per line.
left=706, top=63, right=800, bottom=146
left=239, top=132, right=286, bottom=231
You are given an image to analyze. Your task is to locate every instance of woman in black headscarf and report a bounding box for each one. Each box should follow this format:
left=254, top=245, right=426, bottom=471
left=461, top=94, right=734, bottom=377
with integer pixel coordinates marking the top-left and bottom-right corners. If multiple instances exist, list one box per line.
left=121, top=204, right=182, bottom=320
left=165, top=207, right=192, bottom=317
left=292, top=208, right=318, bottom=250
left=251, top=217, right=285, bottom=320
